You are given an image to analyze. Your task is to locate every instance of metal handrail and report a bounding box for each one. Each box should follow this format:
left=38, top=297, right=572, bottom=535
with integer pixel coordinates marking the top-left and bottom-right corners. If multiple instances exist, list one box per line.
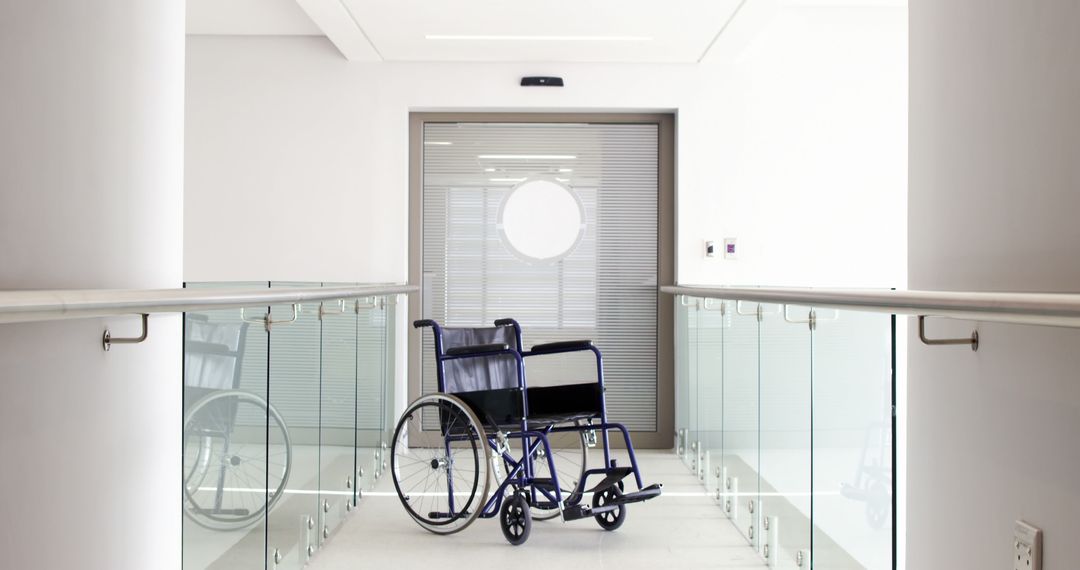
left=0, top=284, right=417, bottom=325
left=661, top=285, right=1080, bottom=328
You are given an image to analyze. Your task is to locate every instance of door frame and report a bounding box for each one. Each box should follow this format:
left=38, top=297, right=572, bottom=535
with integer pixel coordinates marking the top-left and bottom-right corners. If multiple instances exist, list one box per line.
left=408, top=112, right=676, bottom=449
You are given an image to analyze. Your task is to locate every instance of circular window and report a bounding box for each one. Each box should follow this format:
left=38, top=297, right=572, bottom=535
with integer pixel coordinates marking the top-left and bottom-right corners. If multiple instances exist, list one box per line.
left=497, top=178, right=585, bottom=263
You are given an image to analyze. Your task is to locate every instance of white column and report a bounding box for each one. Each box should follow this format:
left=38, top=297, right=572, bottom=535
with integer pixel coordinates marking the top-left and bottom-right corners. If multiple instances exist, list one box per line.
left=0, top=2, right=184, bottom=569
left=909, top=1, right=1080, bottom=569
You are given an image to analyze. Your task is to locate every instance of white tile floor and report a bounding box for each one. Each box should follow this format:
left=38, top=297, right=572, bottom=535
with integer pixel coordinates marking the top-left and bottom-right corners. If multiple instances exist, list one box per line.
left=307, top=450, right=765, bottom=570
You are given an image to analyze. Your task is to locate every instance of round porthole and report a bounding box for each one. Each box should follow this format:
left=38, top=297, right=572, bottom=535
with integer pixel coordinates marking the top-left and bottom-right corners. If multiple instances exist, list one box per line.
left=497, top=178, right=585, bottom=264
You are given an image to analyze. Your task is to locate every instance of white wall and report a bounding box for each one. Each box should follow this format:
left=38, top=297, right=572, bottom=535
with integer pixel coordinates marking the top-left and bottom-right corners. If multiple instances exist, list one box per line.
left=184, top=3, right=906, bottom=288
left=909, top=0, right=1080, bottom=568
left=0, top=2, right=184, bottom=569
left=683, top=4, right=908, bottom=288
left=184, top=37, right=694, bottom=283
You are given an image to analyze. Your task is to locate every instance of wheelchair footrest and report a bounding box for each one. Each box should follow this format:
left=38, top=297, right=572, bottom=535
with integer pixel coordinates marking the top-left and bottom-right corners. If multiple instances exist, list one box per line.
left=611, top=483, right=663, bottom=505
left=561, top=504, right=616, bottom=522
left=585, top=467, right=634, bottom=494
left=559, top=484, right=663, bottom=522
left=427, top=510, right=470, bottom=519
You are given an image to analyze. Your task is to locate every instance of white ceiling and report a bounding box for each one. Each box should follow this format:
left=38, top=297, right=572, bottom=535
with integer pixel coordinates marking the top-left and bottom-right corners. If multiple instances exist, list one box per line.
left=187, top=0, right=745, bottom=63
left=187, top=0, right=322, bottom=36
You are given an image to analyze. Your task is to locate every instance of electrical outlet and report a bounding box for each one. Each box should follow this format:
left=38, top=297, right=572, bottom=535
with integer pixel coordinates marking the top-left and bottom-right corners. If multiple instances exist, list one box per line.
left=1013, top=520, right=1042, bottom=570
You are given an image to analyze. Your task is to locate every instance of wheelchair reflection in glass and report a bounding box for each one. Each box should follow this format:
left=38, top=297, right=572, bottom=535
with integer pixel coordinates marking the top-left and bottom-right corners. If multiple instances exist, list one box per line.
left=183, top=315, right=292, bottom=530
left=392, top=318, right=662, bottom=545
left=840, top=419, right=892, bottom=530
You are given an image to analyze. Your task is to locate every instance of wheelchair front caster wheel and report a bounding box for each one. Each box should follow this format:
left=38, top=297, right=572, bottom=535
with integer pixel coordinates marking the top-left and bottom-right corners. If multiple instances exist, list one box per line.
left=500, top=494, right=532, bottom=545
left=592, top=487, right=627, bottom=531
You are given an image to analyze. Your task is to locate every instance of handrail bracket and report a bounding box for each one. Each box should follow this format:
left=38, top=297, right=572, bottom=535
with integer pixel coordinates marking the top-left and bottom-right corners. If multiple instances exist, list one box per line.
left=103, top=313, right=149, bottom=351
left=918, top=315, right=978, bottom=351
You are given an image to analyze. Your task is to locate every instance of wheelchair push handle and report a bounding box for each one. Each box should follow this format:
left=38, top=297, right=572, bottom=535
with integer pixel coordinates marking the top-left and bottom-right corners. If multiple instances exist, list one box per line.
left=413, top=319, right=437, bottom=328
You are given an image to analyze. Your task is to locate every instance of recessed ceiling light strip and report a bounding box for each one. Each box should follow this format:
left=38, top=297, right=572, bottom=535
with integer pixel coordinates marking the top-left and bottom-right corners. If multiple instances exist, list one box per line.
left=425, top=34, right=652, bottom=42
left=478, top=154, right=577, bottom=160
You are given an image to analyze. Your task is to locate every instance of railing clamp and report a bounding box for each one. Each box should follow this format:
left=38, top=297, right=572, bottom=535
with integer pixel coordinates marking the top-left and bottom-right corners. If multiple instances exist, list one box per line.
left=319, top=299, right=346, bottom=320
left=241, top=304, right=299, bottom=332
left=702, top=297, right=724, bottom=313
left=918, top=315, right=978, bottom=351
left=355, top=296, right=379, bottom=313
left=103, top=313, right=149, bottom=351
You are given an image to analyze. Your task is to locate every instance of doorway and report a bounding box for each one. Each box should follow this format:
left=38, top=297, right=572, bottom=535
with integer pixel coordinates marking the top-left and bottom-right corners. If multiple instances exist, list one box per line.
left=408, top=113, right=675, bottom=447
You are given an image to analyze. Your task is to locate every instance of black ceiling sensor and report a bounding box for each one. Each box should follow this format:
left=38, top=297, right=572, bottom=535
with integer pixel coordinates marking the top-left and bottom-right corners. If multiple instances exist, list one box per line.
left=521, top=76, right=564, bottom=87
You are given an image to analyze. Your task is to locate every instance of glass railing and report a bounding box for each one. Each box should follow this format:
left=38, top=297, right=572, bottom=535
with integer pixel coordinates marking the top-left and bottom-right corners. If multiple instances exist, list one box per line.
left=182, top=282, right=398, bottom=570
left=675, top=295, right=894, bottom=569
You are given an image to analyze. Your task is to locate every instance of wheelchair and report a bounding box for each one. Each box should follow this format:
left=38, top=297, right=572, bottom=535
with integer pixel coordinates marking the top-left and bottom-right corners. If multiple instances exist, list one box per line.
left=391, top=318, right=662, bottom=545
left=182, top=315, right=293, bottom=531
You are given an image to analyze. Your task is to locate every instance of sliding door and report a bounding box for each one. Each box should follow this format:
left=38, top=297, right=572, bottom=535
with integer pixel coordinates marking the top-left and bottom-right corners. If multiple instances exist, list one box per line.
left=409, top=113, right=674, bottom=446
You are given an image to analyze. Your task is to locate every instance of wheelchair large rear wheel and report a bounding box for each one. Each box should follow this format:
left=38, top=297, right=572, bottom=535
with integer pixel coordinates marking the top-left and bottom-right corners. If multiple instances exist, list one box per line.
left=182, top=390, right=292, bottom=531
left=391, top=393, right=491, bottom=535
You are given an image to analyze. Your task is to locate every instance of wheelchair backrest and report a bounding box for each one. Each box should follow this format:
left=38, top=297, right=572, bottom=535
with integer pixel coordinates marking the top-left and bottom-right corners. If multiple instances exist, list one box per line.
left=439, top=325, right=520, bottom=393
left=184, top=316, right=249, bottom=390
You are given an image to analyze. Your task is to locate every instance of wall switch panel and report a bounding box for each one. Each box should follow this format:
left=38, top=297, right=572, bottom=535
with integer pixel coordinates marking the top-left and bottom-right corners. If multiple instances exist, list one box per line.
left=723, top=237, right=737, bottom=260
left=1014, top=520, right=1042, bottom=570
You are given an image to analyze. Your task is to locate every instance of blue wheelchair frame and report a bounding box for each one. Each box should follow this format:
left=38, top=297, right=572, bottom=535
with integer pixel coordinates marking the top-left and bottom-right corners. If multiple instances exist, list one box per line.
left=416, top=318, right=658, bottom=521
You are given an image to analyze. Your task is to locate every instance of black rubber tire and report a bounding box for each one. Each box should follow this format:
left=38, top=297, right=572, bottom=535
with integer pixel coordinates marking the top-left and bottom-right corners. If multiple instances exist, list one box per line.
left=500, top=493, right=532, bottom=546
left=390, top=394, right=490, bottom=536
left=592, top=487, right=627, bottom=531
left=865, top=481, right=890, bottom=530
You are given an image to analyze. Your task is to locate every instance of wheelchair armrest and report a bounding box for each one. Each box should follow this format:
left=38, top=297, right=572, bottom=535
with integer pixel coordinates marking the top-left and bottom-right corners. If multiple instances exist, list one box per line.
left=445, top=343, right=511, bottom=357
left=528, top=340, right=594, bottom=354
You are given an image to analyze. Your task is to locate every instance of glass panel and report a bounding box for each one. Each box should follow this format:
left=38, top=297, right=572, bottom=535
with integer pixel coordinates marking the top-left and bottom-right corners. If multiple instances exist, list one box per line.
left=759, top=303, right=812, bottom=567
left=181, top=282, right=402, bottom=568
left=318, top=286, right=358, bottom=542
left=183, top=282, right=269, bottom=570
left=723, top=300, right=760, bottom=544
left=356, top=295, right=389, bottom=492
left=812, top=309, right=893, bottom=569
left=379, top=295, right=398, bottom=486
left=674, top=296, right=689, bottom=455
left=671, top=292, right=894, bottom=566
left=697, top=298, right=726, bottom=497
left=266, top=282, right=322, bottom=569
left=684, top=296, right=700, bottom=468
